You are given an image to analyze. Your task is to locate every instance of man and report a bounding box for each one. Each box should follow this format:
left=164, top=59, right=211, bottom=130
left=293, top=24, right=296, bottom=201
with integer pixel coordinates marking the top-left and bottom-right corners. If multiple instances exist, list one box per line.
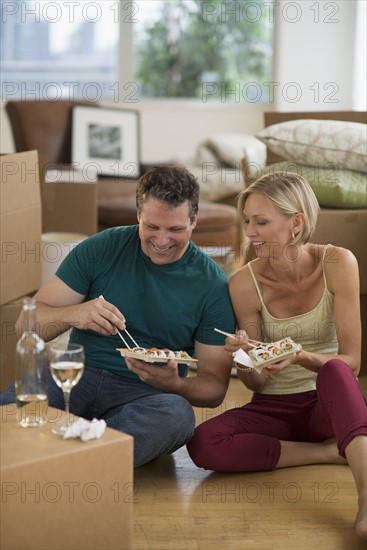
left=3, top=166, right=235, bottom=466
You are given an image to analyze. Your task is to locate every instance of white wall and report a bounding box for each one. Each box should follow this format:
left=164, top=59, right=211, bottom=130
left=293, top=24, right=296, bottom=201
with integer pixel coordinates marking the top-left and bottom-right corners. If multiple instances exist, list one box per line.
left=1, top=0, right=364, bottom=161
left=353, top=0, right=367, bottom=110
left=120, top=101, right=264, bottom=163
left=273, top=0, right=363, bottom=111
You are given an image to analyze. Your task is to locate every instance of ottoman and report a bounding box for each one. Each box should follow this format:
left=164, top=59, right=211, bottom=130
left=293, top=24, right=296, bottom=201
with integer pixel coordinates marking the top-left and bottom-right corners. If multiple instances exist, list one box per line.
left=98, top=196, right=239, bottom=251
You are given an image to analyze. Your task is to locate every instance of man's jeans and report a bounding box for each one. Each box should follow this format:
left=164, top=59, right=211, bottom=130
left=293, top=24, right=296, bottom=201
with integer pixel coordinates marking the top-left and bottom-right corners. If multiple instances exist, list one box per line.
left=0, top=366, right=195, bottom=467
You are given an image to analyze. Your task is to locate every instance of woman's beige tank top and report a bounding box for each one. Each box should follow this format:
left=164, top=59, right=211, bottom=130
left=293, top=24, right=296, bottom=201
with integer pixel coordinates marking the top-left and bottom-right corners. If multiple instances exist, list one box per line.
left=247, top=244, right=338, bottom=394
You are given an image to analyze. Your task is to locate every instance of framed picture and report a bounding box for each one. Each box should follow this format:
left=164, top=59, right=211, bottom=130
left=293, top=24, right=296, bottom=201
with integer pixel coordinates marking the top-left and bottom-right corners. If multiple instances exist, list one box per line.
left=71, top=106, right=141, bottom=179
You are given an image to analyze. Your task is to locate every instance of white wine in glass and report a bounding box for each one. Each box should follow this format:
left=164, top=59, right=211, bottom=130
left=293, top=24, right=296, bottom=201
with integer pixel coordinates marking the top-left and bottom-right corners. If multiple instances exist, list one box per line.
left=49, top=343, right=85, bottom=435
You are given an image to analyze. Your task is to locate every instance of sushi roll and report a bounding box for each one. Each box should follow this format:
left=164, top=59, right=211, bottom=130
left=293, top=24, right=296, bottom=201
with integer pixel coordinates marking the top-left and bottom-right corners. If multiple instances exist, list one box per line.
left=268, top=345, right=282, bottom=356
left=146, top=348, right=159, bottom=357
left=132, top=347, right=147, bottom=354
left=280, top=338, right=293, bottom=350
left=163, top=349, right=176, bottom=358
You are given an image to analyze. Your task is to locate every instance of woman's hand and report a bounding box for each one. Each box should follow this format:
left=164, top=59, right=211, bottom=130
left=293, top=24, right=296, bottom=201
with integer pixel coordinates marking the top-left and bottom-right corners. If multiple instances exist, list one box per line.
left=260, top=347, right=302, bottom=377
left=224, top=329, right=260, bottom=355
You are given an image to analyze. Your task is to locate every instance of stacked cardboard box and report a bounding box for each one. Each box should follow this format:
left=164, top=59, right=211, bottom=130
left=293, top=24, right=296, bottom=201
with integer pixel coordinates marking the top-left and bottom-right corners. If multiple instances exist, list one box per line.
left=1, top=152, right=98, bottom=390
left=1, top=153, right=133, bottom=549
left=0, top=151, right=43, bottom=390
left=0, top=151, right=42, bottom=305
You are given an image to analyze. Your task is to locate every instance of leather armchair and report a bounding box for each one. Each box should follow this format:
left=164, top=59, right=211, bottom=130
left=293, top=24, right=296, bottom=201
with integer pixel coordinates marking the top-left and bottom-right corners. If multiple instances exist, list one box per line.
left=5, top=99, right=96, bottom=164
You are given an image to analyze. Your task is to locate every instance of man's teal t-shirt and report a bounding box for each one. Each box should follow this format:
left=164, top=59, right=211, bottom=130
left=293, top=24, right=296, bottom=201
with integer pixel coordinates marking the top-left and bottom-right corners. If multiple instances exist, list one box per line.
left=56, top=226, right=236, bottom=381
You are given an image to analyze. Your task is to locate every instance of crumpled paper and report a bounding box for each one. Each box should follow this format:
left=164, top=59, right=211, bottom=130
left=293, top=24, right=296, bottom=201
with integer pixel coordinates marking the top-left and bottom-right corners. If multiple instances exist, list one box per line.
left=63, top=418, right=107, bottom=441
left=233, top=349, right=262, bottom=374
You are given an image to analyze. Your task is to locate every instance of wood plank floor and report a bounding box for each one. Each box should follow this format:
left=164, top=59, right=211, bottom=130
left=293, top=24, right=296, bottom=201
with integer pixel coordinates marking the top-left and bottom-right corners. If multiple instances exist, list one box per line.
left=133, top=375, right=366, bottom=550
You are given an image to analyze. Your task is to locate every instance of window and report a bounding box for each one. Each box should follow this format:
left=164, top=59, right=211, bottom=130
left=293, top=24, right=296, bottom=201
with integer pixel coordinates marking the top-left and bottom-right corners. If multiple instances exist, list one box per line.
left=134, top=0, right=274, bottom=101
left=0, top=0, right=119, bottom=102
left=1, top=0, right=274, bottom=103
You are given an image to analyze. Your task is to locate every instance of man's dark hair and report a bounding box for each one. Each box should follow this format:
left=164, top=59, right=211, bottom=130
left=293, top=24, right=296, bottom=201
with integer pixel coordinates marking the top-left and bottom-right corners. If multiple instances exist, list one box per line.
left=136, top=165, right=199, bottom=223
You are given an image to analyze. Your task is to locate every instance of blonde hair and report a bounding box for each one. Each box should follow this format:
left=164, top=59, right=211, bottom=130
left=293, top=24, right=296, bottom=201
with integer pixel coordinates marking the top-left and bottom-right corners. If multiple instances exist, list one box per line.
left=238, top=171, right=320, bottom=244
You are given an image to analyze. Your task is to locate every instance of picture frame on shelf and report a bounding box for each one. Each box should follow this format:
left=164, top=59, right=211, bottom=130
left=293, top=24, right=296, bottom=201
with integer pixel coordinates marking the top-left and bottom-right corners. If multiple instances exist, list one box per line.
left=71, top=106, right=141, bottom=179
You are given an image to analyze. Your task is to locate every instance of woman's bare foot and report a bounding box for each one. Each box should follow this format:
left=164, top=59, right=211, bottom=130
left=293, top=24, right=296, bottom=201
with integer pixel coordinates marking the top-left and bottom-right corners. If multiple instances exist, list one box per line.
left=354, top=497, right=367, bottom=539
left=344, top=436, right=367, bottom=539
left=322, top=439, right=348, bottom=465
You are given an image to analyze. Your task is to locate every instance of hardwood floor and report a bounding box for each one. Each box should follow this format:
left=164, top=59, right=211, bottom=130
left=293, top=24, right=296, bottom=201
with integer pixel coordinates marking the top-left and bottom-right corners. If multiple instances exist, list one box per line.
left=132, top=375, right=367, bottom=550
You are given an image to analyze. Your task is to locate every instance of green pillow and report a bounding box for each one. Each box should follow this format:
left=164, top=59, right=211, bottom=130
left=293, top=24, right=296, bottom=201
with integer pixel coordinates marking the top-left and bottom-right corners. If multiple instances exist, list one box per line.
left=247, top=162, right=367, bottom=209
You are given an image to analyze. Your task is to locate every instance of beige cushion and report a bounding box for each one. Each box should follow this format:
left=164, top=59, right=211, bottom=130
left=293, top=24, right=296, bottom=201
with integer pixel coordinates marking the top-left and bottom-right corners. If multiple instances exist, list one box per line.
left=256, top=119, right=367, bottom=173
left=182, top=134, right=266, bottom=202
left=195, top=134, right=267, bottom=172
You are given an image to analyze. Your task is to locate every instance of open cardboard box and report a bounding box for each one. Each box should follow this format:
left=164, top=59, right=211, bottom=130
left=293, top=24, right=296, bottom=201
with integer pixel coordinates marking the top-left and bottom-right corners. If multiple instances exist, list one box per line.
left=0, top=405, right=133, bottom=549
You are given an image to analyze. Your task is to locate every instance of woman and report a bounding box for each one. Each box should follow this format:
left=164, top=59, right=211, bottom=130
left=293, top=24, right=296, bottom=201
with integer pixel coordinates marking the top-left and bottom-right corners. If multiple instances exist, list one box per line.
left=187, top=172, right=367, bottom=539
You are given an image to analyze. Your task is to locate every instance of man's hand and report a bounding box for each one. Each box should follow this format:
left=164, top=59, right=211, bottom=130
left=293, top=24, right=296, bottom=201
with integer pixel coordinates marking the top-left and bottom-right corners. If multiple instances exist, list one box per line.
left=125, top=357, right=181, bottom=391
left=67, top=296, right=126, bottom=336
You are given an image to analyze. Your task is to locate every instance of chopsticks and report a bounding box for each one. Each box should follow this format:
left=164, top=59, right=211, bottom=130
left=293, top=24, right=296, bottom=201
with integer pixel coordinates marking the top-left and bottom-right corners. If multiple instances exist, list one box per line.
left=115, top=327, right=139, bottom=350
left=99, top=295, right=139, bottom=349
left=122, top=328, right=139, bottom=348
left=214, top=328, right=235, bottom=338
left=214, top=328, right=260, bottom=348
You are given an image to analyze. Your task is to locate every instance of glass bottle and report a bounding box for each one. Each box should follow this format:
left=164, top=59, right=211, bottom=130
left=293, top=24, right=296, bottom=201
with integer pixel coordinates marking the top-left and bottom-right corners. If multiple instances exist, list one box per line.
left=15, top=298, right=48, bottom=427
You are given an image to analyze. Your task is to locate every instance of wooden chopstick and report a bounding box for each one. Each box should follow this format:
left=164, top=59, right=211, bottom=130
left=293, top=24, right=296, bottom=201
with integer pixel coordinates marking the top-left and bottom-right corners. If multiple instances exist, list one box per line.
left=115, top=327, right=131, bottom=349
left=214, top=328, right=235, bottom=338
left=214, top=328, right=260, bottom=348
left=123, top=328, right=139, bottom=348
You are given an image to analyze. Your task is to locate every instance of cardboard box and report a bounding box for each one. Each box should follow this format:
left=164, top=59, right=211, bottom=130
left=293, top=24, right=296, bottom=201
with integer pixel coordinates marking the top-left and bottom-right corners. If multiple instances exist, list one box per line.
left=0, top=406, right=133, bottom=550
left=0, top=296, right=27, bottom=392
left=41, top=180, right=98, bottom=236
left=0, top=151, right=42, bottom=305
left=40, top=158, right=98, bottom=236
left=313, top=208, right=367, bottom=295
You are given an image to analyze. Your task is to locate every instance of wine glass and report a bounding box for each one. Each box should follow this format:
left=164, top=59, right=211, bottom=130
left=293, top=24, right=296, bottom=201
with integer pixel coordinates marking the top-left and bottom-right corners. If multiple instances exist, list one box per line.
left=49, top=343, right=85, bottom=435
